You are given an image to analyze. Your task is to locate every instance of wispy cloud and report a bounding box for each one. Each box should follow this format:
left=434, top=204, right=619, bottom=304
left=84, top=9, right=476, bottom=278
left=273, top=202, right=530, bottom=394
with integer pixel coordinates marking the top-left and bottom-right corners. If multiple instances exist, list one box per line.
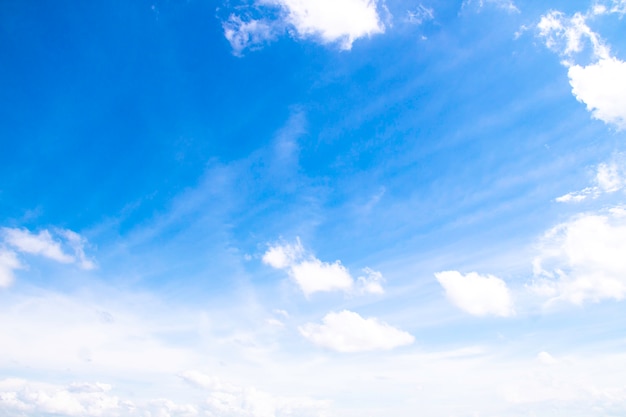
left=462, top=0, right=520, bottom=14
left=406, top=5, right=434, bottom=25
left=0, top=249, right=22, bottom=288
left=556, top=154, right=626, bottom=202
left=0, top=227, right=95, bottom=287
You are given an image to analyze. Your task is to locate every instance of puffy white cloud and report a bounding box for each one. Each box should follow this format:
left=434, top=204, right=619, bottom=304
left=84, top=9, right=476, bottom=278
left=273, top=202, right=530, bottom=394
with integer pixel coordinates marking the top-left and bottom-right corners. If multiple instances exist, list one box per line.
left=262, top=0, right=384, bottom=49
left=537, top=9, right=626, bottom=129
left=435, top=271, right=515, bottom=317
left=262, top=239, right=384, bottom=296
left=530, top=208, right=626, bottom=304
left=568, top=57, right=626, bottom=129
left=262, top=239, right=304, bottom=269
left=298, top=310, right=414, bottom=352
left=0, top=249, right=21, bottom=288
left=557, top=156, right=626, bottom=202
left=223, top=0, right=385, bottom=54
left=289, top=258, right=354, bottom=295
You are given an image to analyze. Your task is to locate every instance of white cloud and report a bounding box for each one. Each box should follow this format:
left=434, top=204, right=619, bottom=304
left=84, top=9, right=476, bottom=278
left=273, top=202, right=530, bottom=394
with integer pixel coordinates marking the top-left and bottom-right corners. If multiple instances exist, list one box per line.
left=530, top=208, right=626, bottom=305
left=435, top=271, right=515, bottom=317
left=223, top=0, right=385, bottom=54
left=592, top=0, right=626, bottom=16
left=1, top=227, right=96, bottom=271
left=0, top=378, right=133, bottom=417
left=406, top=5, right=434, bottom=25
left=537, top=9, right=626, bottom=129
left=568, top=57, right=626, bottom=129
left=223, top=15, right=279, bottom=56
left=537, top=351, right=557, bottom=365
left=0, top=249, right=22, bottom=288
left=463, top=0, right=520, bottom=14
left=180, top=371, right=329, bottom=417
left=2, top=228, right=74, bottom=264
left=262, top=239, right=384, bottom=296
left=298, top=310, right=414, bottom=352
left=557, top=156, right=626, bottom=202
left=58, top=229, right=97, bottom=270
left=289, top=258, right=354, bottom=295
left=262, top=239, right=304, bottom=269
left=263, top=0, right=385, bottom=49
left=356, top=267, right=385, bottom=294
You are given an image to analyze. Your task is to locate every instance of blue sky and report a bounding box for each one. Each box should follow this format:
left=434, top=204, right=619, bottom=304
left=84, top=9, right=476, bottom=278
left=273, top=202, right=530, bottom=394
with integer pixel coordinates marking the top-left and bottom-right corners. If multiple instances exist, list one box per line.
left=1, top=0, right=626, bottom=416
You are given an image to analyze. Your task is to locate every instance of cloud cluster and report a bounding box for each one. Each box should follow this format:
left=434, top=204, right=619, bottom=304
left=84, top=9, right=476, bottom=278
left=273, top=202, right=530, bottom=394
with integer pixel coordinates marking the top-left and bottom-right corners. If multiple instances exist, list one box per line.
left=262, top=238, right=384, bottom=296
left=179, top=371, right=328, bottom=417
left=223, top=0, right=386, bottom=54
left=0, top=378, right=136, bottom=417
left=557, top=155, right=626, bottom=202
left=435, top=271, right=515, bottom=317
left=537, top=8, right=626, bottom=129
left=0, top=227, right=95, bottom=288
left=530, top=207, right=626, bottom=305
left=298, top=310, right=415, bottom=352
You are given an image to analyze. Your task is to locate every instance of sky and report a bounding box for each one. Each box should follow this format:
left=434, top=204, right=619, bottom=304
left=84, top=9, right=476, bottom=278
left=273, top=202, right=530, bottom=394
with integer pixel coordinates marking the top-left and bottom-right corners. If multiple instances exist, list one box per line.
left=0, top=0, right=626, bottom=416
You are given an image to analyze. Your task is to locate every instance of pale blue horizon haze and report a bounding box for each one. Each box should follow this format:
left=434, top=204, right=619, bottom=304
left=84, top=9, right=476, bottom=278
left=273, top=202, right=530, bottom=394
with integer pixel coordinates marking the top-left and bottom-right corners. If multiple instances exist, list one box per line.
left=1, top=0, right=626, bottom=416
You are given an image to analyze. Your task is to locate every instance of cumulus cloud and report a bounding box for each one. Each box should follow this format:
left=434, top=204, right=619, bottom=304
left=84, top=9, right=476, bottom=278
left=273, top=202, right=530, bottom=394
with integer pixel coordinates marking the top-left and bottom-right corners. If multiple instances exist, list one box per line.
left=435, top=271, right=515, bottom=317
left=262, top=238, right=384, bottom=296
left=537, top=9, right=626, bottom=129
left=223, top=0, right=385, bottom=54
left=530, top=208, right=626, bottom=305
left=568, top=57, right=626, bottom=129
left=0, top=378, right=134, bottom=417
left=557, top=155, right=626, bottom=202
left=298, top=310, right=414, bottom=352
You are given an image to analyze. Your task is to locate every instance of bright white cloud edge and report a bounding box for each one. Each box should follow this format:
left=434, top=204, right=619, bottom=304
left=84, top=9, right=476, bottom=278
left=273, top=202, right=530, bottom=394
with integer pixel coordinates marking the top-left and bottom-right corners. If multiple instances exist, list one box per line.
left=435, top=271, right=515, bottom=317
left=262, top=239, right=385, bottom=296
left=299, top=310, right=414, bottom=352
left=223, top=0, right=386, bottom=54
